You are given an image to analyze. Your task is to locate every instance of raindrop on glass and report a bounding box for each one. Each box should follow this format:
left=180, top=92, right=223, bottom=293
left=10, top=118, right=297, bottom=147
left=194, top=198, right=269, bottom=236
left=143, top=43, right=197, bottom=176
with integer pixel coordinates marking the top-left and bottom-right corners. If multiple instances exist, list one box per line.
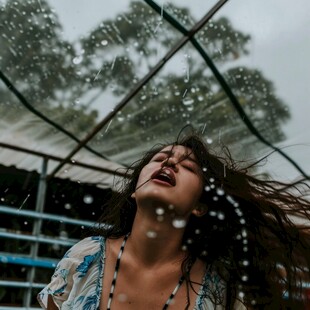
left=117, top=112, right=125, bottom=122
left=182, top=97, right=194, bottom=106
left=72, top=55, right=83, bottom=65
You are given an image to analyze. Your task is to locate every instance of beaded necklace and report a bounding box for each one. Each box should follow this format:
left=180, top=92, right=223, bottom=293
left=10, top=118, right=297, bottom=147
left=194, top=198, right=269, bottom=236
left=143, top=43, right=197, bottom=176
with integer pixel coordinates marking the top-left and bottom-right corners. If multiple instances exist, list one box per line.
left=106, top=233, right=185, bottom=310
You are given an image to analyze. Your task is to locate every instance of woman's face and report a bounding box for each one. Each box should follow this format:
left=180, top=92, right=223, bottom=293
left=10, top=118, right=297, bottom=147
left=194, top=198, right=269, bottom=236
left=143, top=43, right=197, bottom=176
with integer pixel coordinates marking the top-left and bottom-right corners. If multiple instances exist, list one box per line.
left=133, top=145, right=204, bottom=217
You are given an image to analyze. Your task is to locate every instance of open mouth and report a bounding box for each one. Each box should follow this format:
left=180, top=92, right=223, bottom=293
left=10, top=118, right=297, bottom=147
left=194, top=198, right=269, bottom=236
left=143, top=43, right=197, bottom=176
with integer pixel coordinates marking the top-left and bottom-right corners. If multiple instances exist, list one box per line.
left=151, top=168, right=176, bottom=186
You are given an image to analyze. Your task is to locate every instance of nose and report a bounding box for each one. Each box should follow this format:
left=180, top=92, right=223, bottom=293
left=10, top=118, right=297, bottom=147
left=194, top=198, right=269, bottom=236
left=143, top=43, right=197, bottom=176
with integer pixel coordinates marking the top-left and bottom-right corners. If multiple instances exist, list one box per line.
left=161, top=156, right=179, bottom=172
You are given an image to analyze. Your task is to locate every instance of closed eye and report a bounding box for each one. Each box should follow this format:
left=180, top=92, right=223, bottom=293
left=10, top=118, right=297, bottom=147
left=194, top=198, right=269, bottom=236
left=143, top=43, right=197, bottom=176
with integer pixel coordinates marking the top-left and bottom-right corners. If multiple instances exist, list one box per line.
left=182, top=162, right=196, bottom=172
left=152, top=155, right=168, bottom=162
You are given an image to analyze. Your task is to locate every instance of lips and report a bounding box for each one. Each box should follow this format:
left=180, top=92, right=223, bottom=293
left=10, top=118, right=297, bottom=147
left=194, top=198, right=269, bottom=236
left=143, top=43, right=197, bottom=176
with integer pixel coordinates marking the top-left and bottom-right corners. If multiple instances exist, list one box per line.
left=151, top=168, right=176, bottom=186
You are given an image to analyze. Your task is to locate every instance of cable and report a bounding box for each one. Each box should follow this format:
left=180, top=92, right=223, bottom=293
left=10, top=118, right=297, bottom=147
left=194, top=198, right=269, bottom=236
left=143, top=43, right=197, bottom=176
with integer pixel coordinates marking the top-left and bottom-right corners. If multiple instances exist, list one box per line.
left=144, top=0, right=309, bottom=179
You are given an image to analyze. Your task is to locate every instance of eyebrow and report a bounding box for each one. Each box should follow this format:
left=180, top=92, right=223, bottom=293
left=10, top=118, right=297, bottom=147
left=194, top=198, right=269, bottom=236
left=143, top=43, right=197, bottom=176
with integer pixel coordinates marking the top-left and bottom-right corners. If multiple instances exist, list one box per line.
left=157, top=150, right=198, bottom=164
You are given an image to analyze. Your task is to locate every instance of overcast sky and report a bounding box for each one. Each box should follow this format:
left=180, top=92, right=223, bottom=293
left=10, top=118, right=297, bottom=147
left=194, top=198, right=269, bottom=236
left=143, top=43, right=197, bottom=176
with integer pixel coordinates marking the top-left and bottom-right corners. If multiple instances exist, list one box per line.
left=48, top=0, right=310, bottom=180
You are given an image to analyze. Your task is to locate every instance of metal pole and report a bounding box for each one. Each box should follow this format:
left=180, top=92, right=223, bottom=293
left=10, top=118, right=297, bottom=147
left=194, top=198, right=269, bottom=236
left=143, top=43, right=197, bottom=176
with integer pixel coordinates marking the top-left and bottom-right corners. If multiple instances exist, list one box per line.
left=23, top=157, right=48, bottom=308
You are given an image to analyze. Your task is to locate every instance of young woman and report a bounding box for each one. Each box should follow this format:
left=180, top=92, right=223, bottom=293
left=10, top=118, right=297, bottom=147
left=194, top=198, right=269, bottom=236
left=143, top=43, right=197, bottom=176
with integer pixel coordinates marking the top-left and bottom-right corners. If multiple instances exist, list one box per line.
left=38, top=131, right=310, bottom=309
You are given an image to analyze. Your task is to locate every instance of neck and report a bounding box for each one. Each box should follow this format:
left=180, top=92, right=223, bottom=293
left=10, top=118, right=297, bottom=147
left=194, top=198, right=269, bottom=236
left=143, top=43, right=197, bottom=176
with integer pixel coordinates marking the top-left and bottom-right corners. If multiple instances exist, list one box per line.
left=126, top=207, right=188, bottom=268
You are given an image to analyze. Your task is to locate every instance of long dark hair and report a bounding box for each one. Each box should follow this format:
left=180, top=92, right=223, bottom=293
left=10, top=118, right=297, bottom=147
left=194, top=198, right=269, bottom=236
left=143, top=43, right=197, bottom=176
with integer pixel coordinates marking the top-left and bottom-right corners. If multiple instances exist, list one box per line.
left=94, top=130, right=310, bottom=309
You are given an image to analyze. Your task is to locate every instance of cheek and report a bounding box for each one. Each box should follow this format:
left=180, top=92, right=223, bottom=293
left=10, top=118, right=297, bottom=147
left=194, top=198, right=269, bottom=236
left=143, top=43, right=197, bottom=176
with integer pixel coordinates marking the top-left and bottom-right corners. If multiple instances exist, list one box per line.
left=135, top=166, right=152, bottom=189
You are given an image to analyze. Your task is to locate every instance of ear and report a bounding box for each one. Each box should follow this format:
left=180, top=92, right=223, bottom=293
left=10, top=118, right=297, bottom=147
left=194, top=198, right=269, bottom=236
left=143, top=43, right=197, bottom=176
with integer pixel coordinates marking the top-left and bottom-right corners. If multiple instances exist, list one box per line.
left=192, top=202, right=207, bottom=217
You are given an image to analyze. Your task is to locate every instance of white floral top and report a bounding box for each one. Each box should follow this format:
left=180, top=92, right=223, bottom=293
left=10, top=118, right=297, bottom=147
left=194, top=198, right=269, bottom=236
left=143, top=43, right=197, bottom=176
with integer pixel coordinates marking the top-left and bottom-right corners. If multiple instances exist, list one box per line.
left=38, top=236, right=230, bottom=309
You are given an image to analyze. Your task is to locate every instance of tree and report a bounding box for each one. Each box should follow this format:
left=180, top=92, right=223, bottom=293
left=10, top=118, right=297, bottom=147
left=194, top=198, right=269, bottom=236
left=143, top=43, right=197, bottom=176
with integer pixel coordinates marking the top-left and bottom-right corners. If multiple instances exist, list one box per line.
left=0, top=0, right=290, bottom=162
left=79, top=2, right=289, bottom=163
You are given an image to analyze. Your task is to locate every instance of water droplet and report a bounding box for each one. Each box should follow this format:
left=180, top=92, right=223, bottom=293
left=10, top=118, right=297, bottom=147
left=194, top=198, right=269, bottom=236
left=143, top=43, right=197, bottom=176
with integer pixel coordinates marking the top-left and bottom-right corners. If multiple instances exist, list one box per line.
left=117, top=112, right=125, bottom=122
left=172, top=217, right=187, bottom=228
left=181, top=245, right=187, bottom=251
left=209, top=178, right=215, bottom=183
left=213, top=196, right=219, bottom=201
left=241, top=229, right=247, bottom=238
left=146, top=231, right=157, bottom=238
left=195, top=229, right=201, bottom=234
left=201, top=250, right=208, bottom=256
left=240, top=218, right=246, bottom=224
left=209, top=211, right=216, bottom=217
left=101, top=40, right=108, bottom=46
left=117, top=293, right=128, bottom=302
left=216, top=188, right=225, bottom=196
left=155, top=207, right=165, bottom=215
left=243, top=246, right=248, bottom=252
left=217, top=212, right=225, bottom=220
left=242, top=260, right=249, bottom=266
left=83, top=194, right=94, bottom=204
left=182, top=97, right=194, bottom=106
left=186, top=105, right=194, bottom=111
left=168, top=204, right=174, bottom=210
left=241, top=275, right=249, bottom=282
left=202, top=167, right=207, bottom=172
left=157, top=215, right=164, bottom=222
left=72, top=55, right=83, bottom=64
left=64, top=203, right=71, bottom=210
left=238, top=291, right=245, bottom=298
left=186, top=238, right=193, bottom=244
left=206, top=138, right=213, bottom=144
left=24, top=221, right=28, bottom=225
left=198, top=95, right=204, bottom=101
left=251, top=299, right=257, bottom=305
left=204, top=186, right=210, bottom=191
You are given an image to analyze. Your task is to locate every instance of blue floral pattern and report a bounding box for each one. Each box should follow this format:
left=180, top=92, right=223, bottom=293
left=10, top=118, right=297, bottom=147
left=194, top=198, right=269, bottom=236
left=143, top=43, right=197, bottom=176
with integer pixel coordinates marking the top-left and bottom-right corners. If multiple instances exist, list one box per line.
left=37, top=236, right=243, bottom=309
